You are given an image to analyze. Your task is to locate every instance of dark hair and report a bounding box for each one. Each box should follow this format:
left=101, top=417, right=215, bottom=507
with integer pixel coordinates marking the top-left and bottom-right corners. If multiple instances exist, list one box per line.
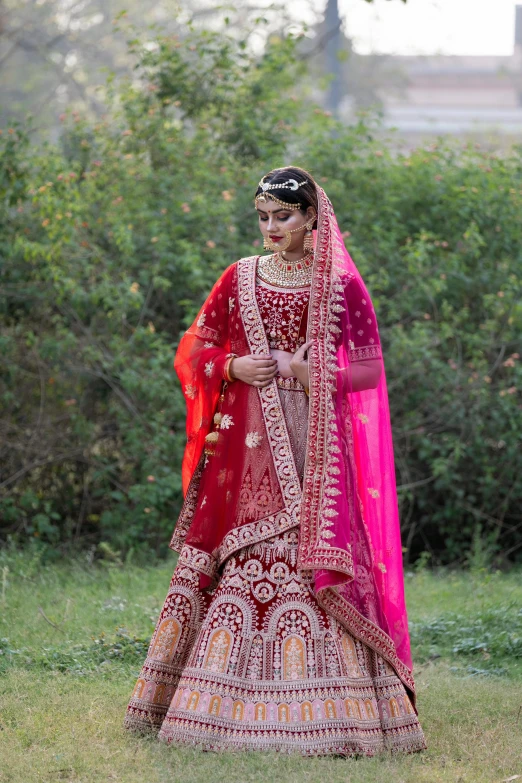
left=255, top=166, right=319, bottom=226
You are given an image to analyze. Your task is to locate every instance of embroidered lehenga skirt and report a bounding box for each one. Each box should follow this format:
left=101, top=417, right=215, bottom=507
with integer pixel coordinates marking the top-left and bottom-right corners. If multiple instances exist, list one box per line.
left=124, top=385, right=426, bottom=756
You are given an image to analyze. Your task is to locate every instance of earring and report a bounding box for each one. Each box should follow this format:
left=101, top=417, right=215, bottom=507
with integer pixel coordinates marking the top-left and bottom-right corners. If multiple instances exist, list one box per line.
left=263, top=236, right=271, bottom=250
left=303, top=220, right=314, bottom=252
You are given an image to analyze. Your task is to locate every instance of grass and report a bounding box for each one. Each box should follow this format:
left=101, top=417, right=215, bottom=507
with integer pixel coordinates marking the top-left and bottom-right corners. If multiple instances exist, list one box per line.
left=1, top=549, right=521, bottom=783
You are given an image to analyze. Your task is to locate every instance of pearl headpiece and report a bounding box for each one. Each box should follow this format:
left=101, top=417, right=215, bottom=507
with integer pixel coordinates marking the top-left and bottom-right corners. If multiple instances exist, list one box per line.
left=258, top=177, right=306, bottom=193
left=254, top=177, right=306, bottom=211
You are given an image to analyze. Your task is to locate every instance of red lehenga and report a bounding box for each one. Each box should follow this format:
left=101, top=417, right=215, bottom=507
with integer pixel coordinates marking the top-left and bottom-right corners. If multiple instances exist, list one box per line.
left=124, top=189, right=427, bottom=755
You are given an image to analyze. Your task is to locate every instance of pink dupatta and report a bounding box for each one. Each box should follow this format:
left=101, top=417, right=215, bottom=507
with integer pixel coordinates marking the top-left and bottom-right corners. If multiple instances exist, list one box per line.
left=300, top=187, right=414, bottom=693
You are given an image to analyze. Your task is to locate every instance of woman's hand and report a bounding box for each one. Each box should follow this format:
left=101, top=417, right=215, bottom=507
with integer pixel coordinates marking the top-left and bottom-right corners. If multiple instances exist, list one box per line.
left=269, top=349, right=295, bottom=379
left=289, top=340, right=313, bottom=388
left=229, top=354, right=278, bottom=387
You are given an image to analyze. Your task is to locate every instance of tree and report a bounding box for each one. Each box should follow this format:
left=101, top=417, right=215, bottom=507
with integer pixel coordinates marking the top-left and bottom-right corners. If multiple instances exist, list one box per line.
left=1, top=17, right=521, bottom=569
left=0, top=0, right=407, bottom=136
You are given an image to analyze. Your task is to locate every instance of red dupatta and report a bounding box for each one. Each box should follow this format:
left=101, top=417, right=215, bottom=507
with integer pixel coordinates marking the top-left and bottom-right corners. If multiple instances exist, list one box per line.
left=171, top=188, right=416, bottom=703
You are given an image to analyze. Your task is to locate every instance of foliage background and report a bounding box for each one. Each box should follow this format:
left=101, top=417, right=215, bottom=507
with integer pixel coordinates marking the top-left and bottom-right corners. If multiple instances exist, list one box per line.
left=1, top=20, right=521, bottom=566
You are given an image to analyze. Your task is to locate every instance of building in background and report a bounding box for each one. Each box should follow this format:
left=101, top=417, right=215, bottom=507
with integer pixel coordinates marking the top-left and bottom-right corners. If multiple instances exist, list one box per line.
left=316, top=0, right=522, bottom=145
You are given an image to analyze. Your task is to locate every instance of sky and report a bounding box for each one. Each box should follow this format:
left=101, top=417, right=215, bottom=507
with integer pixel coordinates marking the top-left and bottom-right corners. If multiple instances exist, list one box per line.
left=321, top=0, right=519, bottom=56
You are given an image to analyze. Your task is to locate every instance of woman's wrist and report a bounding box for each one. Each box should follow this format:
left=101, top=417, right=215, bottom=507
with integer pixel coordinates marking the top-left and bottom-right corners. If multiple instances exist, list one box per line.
left=223, top=353, right=237, bottom=383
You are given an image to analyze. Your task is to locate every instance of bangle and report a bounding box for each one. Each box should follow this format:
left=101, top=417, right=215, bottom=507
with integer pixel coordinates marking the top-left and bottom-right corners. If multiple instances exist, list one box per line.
left=224, top=358, right=235, bottom=382
left=304, top=386, right=310, bottom=397
left=223, top=353, right=237, bottom=382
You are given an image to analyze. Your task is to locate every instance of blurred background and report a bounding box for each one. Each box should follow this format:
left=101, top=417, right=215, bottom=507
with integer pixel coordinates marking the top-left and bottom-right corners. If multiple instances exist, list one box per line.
left=4, top=0, right=522, bottom=145
left=1, top=0, right=522, bottom=569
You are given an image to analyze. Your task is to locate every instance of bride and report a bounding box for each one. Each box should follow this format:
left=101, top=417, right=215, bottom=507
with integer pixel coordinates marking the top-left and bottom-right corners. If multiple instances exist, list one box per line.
left=124, top=166, right=426, bottom=756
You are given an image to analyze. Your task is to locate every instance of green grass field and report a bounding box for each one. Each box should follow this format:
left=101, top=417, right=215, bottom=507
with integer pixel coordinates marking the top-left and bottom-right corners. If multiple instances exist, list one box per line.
left=1, top=550, right=521, bottom=783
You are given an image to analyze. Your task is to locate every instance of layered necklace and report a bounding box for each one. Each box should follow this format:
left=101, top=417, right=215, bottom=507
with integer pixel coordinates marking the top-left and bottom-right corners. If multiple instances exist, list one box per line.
left=257, top=250, right=313, bottom=288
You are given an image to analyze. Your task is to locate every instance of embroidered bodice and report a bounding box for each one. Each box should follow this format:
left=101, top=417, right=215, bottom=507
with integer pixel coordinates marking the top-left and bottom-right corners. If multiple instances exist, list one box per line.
left=254, top=270, right=381, bottom=363
left=256, top=277, right=310, bottom=354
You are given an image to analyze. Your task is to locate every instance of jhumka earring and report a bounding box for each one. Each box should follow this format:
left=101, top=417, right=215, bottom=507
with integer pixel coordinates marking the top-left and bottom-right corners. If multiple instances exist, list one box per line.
left=303, top=219, right=315, bottom=252
left=263, top=236, right=271, bottom=250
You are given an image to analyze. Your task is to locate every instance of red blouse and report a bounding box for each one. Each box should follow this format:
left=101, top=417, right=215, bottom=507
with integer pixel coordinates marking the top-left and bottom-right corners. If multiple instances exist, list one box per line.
left=255, top=274, right=381, bottom=362
left=256, top=278, right=309, bottom=354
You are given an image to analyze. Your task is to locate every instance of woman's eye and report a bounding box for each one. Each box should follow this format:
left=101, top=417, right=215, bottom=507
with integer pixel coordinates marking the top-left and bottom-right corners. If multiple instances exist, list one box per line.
left=259, top=217, right=268, bottom=222
left=278, top=216, right=289, bottom=222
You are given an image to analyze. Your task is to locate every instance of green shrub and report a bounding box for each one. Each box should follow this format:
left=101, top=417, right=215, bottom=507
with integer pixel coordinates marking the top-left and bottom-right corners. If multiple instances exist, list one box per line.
left=0, top=628, right=149, bottom=675
left=1, top=21, right=521, bottom=564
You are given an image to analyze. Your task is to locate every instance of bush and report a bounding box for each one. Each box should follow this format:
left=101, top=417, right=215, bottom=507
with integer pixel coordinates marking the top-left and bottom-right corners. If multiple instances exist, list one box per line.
left=1, top=21, right=521, bottom=564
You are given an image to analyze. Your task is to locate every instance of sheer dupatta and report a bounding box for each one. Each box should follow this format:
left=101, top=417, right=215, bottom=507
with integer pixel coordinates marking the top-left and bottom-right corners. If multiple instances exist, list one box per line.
left=173, top=264, right=237, bottom=496
left=300, top=188, right=414, bottom=696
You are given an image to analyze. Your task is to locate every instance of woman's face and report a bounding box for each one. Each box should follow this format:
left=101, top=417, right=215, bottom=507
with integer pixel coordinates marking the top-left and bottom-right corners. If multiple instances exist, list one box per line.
left=256, top=198, right=316, bottom=253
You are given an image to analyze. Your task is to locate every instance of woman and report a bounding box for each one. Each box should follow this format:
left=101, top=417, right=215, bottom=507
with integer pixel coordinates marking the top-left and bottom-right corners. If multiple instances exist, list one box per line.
left=124, top=167, right=427, bottom=756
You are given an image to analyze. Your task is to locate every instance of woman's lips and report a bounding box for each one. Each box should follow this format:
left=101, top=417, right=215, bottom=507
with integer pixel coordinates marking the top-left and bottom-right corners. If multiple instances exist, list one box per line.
left=269, top=235, right=283, bottom=241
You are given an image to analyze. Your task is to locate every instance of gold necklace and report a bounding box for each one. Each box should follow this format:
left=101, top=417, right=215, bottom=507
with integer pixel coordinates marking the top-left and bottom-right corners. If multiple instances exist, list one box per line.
left=257, top=251, right=313, bottom=288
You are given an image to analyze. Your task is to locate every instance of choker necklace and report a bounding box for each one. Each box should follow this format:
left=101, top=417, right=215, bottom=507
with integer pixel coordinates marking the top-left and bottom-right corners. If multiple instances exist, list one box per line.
left=257, top=251, right=313, bottom=288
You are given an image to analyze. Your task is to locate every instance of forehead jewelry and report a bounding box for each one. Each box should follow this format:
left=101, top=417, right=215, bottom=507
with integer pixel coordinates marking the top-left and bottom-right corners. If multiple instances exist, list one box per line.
left=255, top=192, right=301, bottom=211
left=258, top=177, right=305, bottom=192
left=253, top=177, right=307, bottom=212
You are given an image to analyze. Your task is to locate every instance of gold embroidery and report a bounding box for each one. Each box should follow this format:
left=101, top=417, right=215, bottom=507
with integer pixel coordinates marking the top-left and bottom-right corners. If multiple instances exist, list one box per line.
left=150, top=618, right=181, bottom=662
left=204, top=628, right=233, bottom=673
left=283, top=636, right=306, bottom=680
